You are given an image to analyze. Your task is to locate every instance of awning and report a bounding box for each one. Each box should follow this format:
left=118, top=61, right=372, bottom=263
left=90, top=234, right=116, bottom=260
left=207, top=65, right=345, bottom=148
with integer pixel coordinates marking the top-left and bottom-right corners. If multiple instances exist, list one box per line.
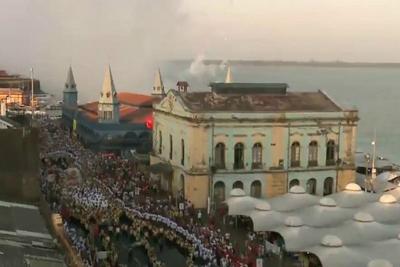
left=150, top=162, right=173, bottom=174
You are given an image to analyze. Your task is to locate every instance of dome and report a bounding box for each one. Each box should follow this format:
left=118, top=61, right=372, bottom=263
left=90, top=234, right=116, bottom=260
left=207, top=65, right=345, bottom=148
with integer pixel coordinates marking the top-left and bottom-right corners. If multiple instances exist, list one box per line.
left=255, top=202, right=271, bottom=211
left=367, top=259, right=393, bottom=267
left=321, top=235, right=343, bottom=247
left=379, top=194, right=397, bottom=204
left=230, top=188, right=246, bottom=197
left=345, top=183, right=362, bottom=192
left=289, top=186, right=306, bottom=194
left=353, top=212, right=374, bottom=222
left=284, top=216, right=303, bottom=227
left=319, top=197, right=337, bottom=207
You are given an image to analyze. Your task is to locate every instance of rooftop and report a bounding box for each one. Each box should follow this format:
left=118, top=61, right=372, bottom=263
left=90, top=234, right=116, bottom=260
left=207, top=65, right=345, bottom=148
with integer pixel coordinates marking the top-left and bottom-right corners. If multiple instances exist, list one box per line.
left=210, top=82, right=288, bottom=94
left=178, top=89, right=342, bottom=112
left=79, top=92, right=154, bottom=124
left=0, top=201, right=64, bottom=266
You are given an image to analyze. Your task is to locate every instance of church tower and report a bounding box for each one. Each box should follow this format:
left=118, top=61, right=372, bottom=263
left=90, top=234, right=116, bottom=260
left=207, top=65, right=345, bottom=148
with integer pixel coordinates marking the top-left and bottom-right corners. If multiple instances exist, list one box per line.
left=98, top=65, right=120, bottom=123
left=152, top=68, right=165, bottom=97
left=63, top=66, right=78, bottom=108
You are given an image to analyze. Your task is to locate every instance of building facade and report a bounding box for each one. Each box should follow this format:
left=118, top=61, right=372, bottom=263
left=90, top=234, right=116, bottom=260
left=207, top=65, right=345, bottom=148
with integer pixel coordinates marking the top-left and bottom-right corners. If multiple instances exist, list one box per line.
left=150, top=82, right=358, bottom=208
left=0, top=69, right=43, bottom=106
left=62, top=66, right=158, bottom=154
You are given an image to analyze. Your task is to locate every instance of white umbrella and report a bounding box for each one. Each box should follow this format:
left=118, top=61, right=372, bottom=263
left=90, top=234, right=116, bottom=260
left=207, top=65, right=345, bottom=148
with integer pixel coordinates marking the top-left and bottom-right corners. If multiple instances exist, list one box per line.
left=306, top=236, right=368, bottom=267
left=269, top=186, right=320, bottom=212
left=224, top=189, right=264, bottom=216
left=296, top=197, right=354, bottom=227
left=361, top=194, right=400, bottom=223
left=327, top=212, right=399, bottom=245
left=330, top=183, right=379, bottom=208
left=271, top=216, right=326, bottom=251
left=247, top=202, right=284, bottom=231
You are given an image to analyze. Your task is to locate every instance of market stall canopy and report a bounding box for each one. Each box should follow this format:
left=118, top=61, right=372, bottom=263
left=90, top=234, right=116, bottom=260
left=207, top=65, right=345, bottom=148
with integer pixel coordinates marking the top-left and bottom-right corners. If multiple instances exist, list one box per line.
left=224, top=182, right=400, bottom=267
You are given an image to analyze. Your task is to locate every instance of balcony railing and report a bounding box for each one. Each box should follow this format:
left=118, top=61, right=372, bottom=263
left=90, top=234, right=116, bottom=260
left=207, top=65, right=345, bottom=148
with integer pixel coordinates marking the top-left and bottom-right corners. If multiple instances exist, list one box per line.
left=234, top=162, right=245, bottom=170
left=214, top=162, right=226, bottom=170
left=308, top=160, right=318, bottom=167
left=290, top=160, right=300, bottom=167
left=252, top=162, right=263, bottom=169
left=326, top=159, right=336, bottom=166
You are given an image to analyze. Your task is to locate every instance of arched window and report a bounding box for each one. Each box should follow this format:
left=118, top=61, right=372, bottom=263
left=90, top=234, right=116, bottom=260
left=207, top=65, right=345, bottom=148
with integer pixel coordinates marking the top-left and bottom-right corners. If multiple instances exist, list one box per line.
left=323, top=177, right=334, bottom=196
left=215, top=143, right=225, bottom=169
left=252, top=143, right=263, bottom=169
left=306, top=178, right=317, bottom=195
left=234, top=143, right=245, bottom=169
left=291, top=142, right=300, bottom=167
left=308, top=141, right=318, bottom=167
left=250, top=180, right=262, bottom=198
left=158, top=131, right=162, bottom=154
left=181, top=139, right=185, bottom=165
left=326, top=140, right=336, bottom=166
left=289, top=179, right=300, bottom=189
left=214, top=181, right=226, bottom=203
left=232, top=181, right=244, bottom=189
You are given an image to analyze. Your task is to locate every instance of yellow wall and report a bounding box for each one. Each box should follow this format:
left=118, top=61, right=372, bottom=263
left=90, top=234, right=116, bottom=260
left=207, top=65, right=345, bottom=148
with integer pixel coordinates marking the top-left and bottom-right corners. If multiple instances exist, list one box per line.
left=185, top=174, right=209, bottom=208
left=266, top=172, right=288, bottom=197
left=337, top=169, right=356, bottom=191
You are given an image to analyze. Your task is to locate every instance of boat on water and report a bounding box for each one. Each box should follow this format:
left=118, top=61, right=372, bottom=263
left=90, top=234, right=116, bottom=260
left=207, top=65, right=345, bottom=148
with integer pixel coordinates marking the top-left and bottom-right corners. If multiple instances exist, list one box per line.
left=355, top=151, right=400, bottom=192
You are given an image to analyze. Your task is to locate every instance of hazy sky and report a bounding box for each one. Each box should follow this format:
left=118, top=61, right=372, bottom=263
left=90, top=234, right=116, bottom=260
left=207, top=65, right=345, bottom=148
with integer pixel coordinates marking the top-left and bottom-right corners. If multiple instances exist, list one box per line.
left=1, top=0, right=399, bottom=101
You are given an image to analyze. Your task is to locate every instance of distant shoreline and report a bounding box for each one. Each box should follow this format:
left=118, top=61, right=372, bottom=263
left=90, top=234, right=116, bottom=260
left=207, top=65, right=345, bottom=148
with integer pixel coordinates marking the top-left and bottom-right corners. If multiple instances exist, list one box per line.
left=170, top=59, right=400, bottom=69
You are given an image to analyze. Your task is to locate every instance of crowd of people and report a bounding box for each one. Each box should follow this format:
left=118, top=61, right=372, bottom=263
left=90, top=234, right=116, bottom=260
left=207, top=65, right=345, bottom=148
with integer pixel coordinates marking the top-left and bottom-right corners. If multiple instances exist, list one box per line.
left=38, top=117, right=263, bottom=267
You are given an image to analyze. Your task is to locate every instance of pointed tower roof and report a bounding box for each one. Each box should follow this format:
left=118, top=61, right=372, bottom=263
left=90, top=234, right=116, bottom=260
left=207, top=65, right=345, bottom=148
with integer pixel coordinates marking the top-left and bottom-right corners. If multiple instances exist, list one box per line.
left=99, top=65, right=119, bottom=104
left=64, top=66, right=77, bottom=91
left=225, top=65, right=233, bottom=83
left=152, top=68, right=165, bottom=95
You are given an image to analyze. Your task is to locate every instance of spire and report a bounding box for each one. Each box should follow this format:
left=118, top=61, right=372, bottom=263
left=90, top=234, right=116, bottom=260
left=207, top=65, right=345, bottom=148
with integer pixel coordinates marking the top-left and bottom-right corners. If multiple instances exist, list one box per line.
left=225, top=65, right=232, bottom=83
left=65, top=66, right=76, bottom=91
left=152, top=68, right=165, bottom=96
left=99, top=65, right=118, bottom=104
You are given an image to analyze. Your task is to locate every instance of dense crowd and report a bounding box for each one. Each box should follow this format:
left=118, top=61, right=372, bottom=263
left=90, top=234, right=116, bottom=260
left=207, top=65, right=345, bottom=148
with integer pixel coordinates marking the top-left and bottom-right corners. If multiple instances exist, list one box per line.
left=39, top=117, right=262, bottom=267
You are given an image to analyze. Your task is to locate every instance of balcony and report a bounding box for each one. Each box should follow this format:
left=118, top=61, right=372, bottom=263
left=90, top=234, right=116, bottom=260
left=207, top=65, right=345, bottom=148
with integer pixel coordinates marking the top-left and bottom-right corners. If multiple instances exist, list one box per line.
left=252, top=162, right=263, bottom=169
left=308, top=160, right=318, bottom=167
left=214, top=163, right=226, bottom=170
left=290, top=161, right=300, bottom=168
left=233, top=162, right=245, bottom=170
left=326, top=159, right=336, bottom=166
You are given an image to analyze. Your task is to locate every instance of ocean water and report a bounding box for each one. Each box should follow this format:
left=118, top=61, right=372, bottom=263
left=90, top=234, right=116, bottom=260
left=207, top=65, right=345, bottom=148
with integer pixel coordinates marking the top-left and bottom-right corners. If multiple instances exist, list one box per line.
left=161, top=62, right=400, bottom=163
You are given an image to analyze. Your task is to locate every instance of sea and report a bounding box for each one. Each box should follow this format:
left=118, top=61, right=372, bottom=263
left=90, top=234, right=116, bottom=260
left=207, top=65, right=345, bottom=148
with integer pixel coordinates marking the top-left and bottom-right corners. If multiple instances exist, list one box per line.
left=161, top=61, right=400, bottom=163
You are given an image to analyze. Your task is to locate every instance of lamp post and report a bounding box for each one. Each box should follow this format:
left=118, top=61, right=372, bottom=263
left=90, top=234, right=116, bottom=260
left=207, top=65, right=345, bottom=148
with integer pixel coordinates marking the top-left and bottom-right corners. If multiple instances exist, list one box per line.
left=364, top=153, right=370, bottom=192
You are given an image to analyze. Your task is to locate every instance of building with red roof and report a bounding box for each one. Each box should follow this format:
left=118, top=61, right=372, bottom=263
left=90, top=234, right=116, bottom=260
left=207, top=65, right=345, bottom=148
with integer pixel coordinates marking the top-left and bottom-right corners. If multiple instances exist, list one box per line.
left=62, top=66, right=164, bottom=153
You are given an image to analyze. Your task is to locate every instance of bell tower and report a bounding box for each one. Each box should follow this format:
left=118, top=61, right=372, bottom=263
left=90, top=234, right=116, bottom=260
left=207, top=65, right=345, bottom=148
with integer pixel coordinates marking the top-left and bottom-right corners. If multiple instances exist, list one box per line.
left=98, top=65, right=120, bottom=123
left=152, top=68, right=165, bottom=97
left=62, top=66, right=78, bottom=108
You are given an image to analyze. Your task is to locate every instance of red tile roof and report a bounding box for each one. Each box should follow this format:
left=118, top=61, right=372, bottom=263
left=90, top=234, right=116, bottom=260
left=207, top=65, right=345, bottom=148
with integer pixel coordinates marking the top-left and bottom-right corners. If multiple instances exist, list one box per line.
left=117, top=92, right=153, bottom=107
left=78, top=92, right=154, bottom=124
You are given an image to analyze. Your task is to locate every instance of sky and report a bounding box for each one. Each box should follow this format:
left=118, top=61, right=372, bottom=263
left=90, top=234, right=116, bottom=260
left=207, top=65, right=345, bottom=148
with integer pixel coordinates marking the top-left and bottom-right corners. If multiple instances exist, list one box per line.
left=1, top=0, right=400, bottom=101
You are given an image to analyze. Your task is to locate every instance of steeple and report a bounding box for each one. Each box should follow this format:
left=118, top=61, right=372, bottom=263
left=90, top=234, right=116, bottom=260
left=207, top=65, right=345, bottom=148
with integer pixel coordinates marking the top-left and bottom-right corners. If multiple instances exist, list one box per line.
left=62, top=66, right=78, bottom=108
left=65, top=66, right=76, bottom=91
left=225, top=65, right=233, bottom=83
left=152, top=68, right=165, bottom=96
left=98, top=65, right=120, bottom=123
left=99, top=65, right=119, bottom=105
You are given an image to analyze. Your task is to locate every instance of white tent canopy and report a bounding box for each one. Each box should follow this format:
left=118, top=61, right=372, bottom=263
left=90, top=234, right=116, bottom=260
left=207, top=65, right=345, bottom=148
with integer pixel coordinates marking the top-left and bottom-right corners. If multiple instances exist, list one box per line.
left=224, top=183, right=400, bottom=267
